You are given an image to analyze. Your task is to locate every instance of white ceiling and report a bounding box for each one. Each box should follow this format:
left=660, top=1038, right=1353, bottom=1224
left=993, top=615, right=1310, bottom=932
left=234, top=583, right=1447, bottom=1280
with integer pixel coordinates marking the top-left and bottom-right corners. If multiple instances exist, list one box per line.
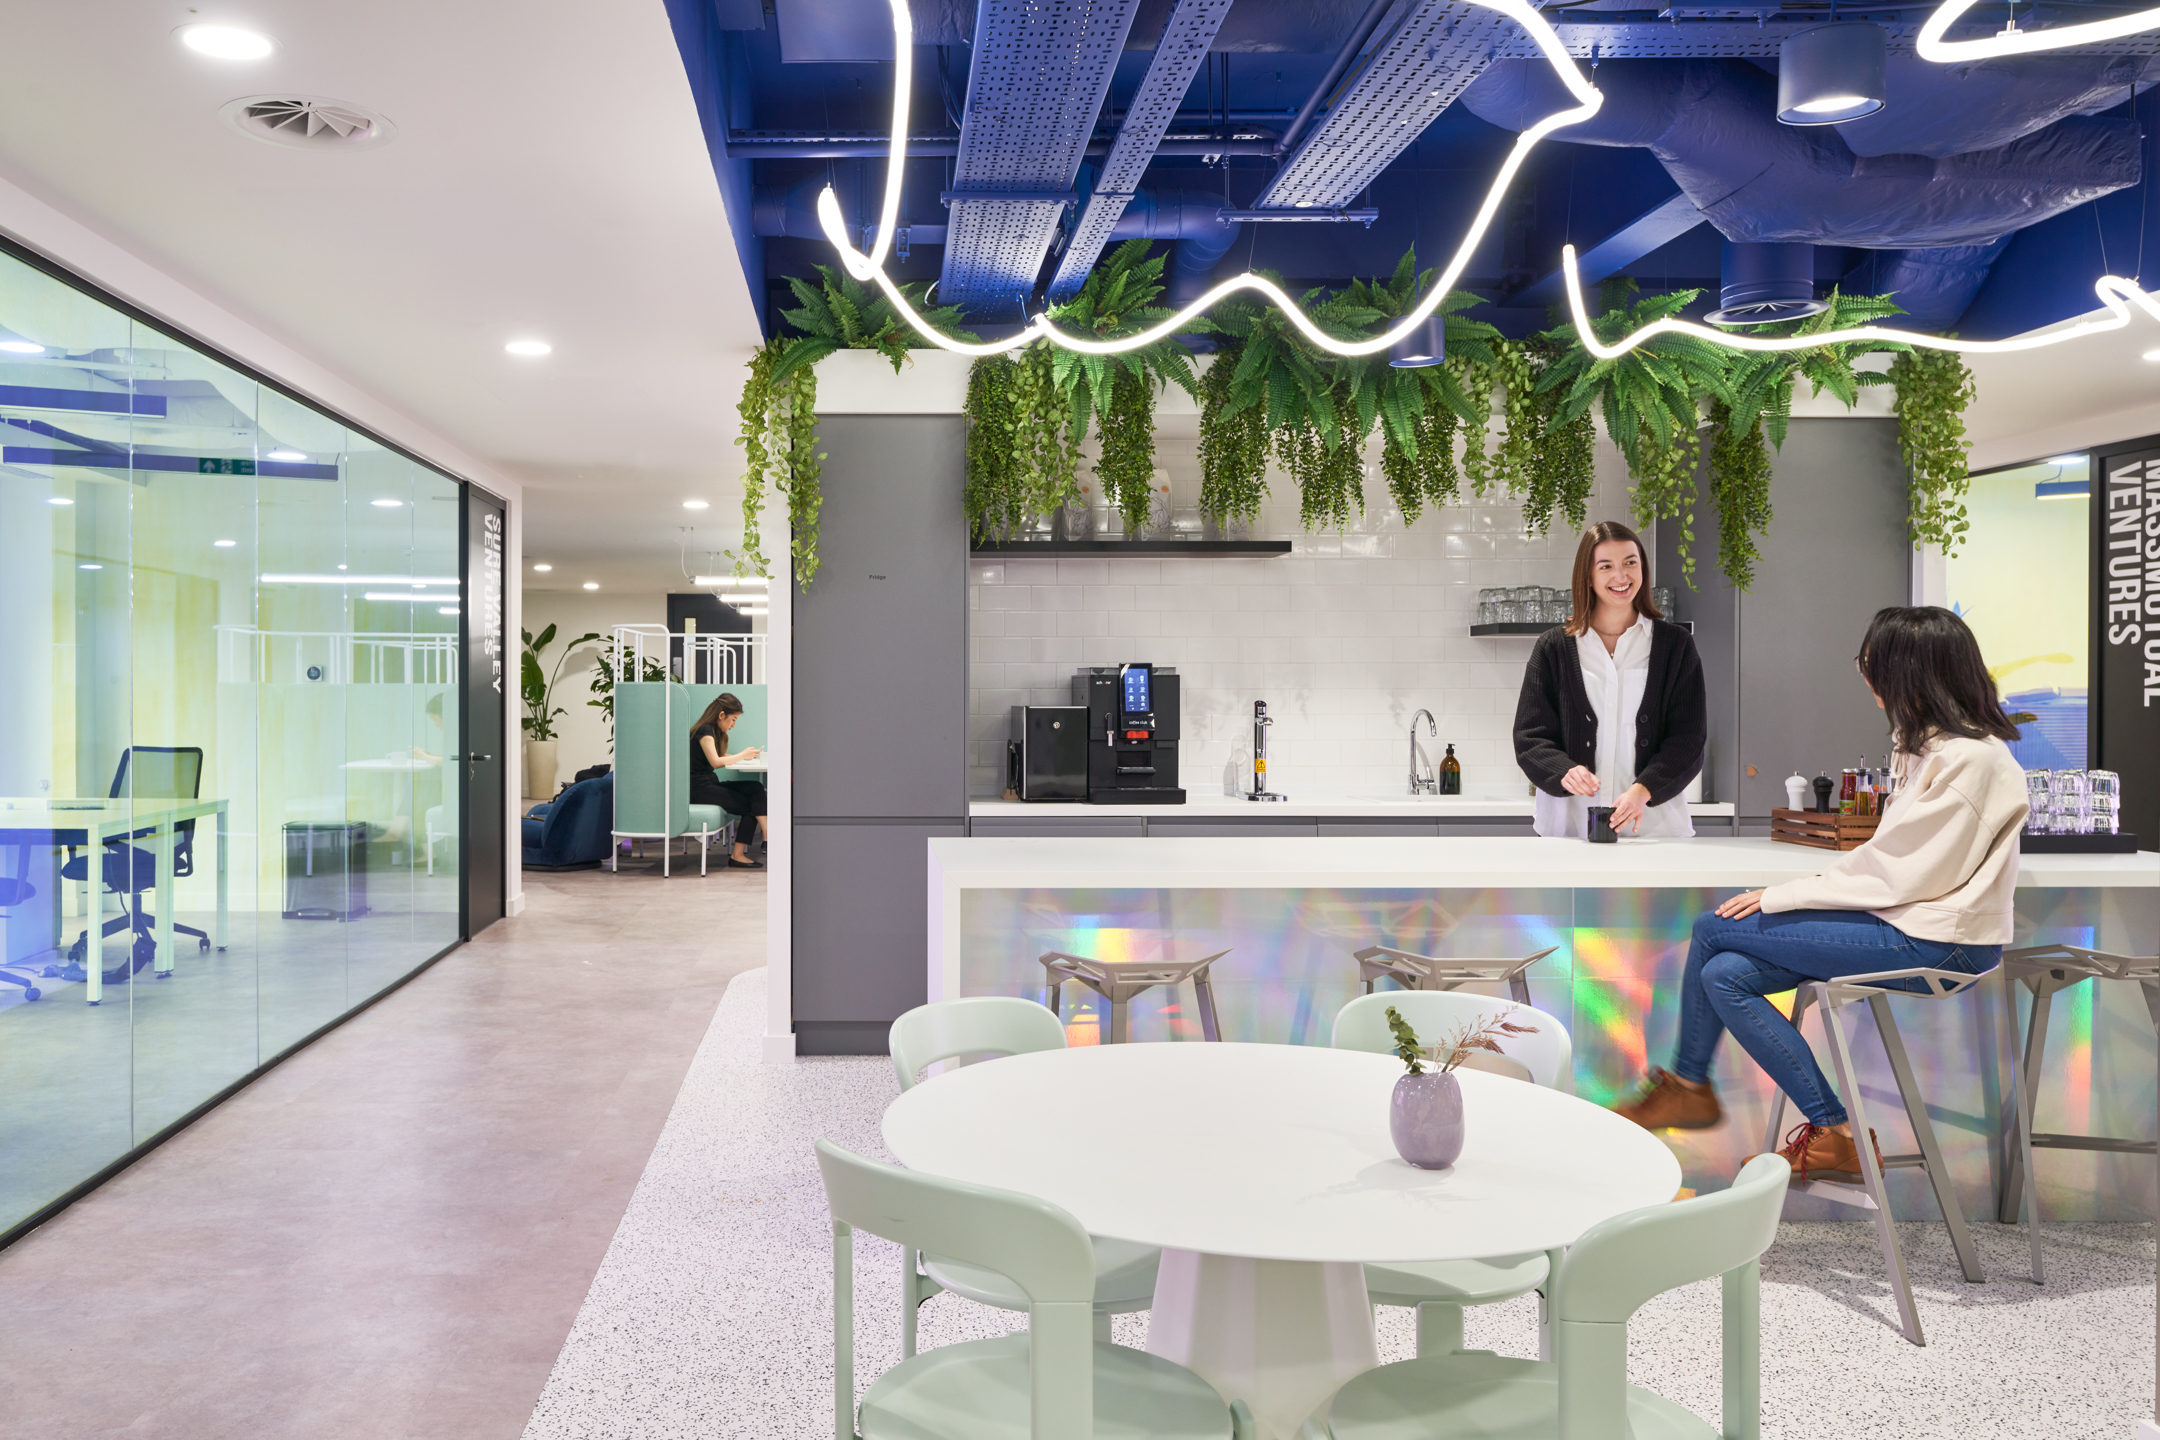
left=0, top=0, right=761, bottom=593
left=1966, top=301, right=2160, bottom=471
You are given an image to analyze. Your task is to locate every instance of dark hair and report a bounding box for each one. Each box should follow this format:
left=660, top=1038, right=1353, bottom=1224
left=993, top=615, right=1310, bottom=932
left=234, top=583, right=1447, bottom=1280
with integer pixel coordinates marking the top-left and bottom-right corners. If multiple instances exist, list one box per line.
left=1565, top=520, right=1663, bottom=636
left=425, top=693, right=443, bottom=720
left=1856, top=606, right=2019, bottom=751
left=690, top=692, right=745, bottom=733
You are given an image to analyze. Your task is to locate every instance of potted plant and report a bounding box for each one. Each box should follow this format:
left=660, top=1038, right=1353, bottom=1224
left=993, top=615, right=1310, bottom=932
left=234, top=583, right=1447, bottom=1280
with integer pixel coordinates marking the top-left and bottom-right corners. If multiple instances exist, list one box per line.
left=1384, top=1004, right=1538, bottom=1169
left=521, top=623, right=599, bottom=798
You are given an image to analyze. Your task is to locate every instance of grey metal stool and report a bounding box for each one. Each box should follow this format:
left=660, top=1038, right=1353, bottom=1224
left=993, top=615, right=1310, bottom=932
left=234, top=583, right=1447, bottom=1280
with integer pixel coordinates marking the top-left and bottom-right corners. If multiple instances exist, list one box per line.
left=1762, top=965, right=1987, bottom=1346
left=1350, top=944, right=1557, bottom=1004
left=1998, top=944, right=2160, bottom=1283
left=1039, top=949, right=1230, bottom=1043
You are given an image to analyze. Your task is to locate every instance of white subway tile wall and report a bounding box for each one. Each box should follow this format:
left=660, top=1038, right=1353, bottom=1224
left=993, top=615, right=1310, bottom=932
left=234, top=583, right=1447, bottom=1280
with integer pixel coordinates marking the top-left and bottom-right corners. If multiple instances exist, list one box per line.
left=969, top=416, right=1642, bottom=798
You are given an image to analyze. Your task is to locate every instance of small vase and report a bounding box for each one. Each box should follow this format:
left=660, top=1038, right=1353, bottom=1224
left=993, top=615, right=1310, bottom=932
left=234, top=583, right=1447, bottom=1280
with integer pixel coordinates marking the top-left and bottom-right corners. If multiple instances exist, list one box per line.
left=1390, top=1070, right=1464, bottom=1169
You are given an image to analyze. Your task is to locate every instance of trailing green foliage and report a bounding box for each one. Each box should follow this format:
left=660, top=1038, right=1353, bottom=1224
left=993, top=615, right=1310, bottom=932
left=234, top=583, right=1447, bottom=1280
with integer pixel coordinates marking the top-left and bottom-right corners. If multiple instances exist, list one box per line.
left=963, top=344, right=1083, bottom=541
left=1701, top=291, right=1909, bottom=588
left=1197, top=337, right=1270, bottom=525
left=779, top=264, right=975, bottom=374
left=735, top=339, right=826, bottom=584
left=1706, top=400, right=1773, bottom=592
left=585, top=646, right=671, bottom=749
left=1889, top=347, right=1978, bottom=554
left=1049, top=240, right=1201, bottom=534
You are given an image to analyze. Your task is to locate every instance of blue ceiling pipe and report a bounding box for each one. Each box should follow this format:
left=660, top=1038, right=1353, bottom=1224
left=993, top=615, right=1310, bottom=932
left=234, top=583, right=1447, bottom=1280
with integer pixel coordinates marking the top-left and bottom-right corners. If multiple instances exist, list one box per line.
left=1461, top=57, right=2142, bottom=250
left=1706, top=241, right=1826, bottom=324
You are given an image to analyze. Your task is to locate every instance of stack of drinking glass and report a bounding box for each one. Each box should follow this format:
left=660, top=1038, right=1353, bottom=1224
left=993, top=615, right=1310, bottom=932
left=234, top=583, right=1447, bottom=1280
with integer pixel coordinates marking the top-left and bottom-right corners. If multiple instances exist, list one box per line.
left=2024, top=768, right=2122, bottom=834
left=1476, top=585, right=1573, bottom=625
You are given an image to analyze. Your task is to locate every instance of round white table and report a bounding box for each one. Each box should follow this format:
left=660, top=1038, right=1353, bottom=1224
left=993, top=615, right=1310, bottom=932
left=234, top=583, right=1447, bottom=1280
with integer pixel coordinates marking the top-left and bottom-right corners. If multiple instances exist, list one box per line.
left=882, top=1042, right=1680, bottom=1439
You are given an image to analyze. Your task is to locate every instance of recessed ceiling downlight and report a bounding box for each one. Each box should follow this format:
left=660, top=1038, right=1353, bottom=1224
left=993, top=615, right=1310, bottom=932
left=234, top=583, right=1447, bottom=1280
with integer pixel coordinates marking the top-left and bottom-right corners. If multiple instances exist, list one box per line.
left=505, top=339, right=553, bottom=357
left=178, top=24, right=275, bottom=60
left=220, top=95, right=396, bottom=151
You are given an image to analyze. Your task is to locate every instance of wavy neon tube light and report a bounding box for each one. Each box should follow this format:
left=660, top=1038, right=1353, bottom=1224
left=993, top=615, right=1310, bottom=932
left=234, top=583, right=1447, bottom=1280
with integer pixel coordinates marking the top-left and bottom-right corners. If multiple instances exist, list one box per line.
left=1919, top=0, right=2160, bottom=61
left=820, top=0, right=2160, bottom=364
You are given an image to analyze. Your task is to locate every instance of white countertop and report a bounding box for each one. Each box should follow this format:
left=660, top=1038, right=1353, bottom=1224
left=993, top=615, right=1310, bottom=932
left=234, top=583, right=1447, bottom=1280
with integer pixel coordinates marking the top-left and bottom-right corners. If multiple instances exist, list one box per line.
left=929, top=834, right=2160, bottom=892
left=970, top=795, right=1736, bottom=819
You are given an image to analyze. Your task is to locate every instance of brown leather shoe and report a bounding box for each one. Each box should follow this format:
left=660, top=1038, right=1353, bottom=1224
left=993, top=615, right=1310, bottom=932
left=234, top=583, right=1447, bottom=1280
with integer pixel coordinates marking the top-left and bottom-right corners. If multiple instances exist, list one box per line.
left=1753, top=1122, right=1883, bottom=1184
left=1613, top=1069, right=1723, bottom=1131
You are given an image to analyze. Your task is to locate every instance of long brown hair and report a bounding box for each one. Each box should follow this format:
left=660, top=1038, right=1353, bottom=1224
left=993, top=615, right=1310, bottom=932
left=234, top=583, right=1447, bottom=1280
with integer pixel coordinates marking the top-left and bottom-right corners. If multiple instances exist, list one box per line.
left=1565, top=521, right=1664, bottom=636
left=691, top=692, right=743, bottom=733
left=1856, top=607, right=2020, bottom=751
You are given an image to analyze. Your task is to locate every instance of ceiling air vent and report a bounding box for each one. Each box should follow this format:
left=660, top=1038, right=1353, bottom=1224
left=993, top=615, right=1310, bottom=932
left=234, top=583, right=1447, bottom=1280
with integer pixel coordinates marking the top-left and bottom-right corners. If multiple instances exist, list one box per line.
left=219, top=95, right=396, bottom=150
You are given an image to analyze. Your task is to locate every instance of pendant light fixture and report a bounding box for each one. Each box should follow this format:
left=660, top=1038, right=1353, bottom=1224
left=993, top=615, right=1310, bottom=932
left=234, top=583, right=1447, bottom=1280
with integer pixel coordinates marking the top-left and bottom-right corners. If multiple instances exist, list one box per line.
left=1387, top=311, right=1446, bottom=367
left=1777, top=22, right=1888, bottom=125
left=1704, top=241, right=1829, bottom=325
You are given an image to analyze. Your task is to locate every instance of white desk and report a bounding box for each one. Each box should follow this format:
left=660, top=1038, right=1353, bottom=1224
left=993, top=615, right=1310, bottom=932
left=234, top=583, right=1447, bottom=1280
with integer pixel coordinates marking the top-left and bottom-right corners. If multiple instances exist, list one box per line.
left=722, top=757, right=769, bottom=775
left=885, top=1042, right=1679, bottom=1438
left=340, top=757, right=439, bottom=773
left=0, top=798, right=229, bottom=1004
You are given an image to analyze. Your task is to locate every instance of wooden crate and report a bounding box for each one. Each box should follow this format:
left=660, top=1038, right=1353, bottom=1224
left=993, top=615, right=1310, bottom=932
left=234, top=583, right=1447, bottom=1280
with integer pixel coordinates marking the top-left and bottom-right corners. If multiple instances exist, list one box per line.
left=1770, top=808, right=1882, bottom=851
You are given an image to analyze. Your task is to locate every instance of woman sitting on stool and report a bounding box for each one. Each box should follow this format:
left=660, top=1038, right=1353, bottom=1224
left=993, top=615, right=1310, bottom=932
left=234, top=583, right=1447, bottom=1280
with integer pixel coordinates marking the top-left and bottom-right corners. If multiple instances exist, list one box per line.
left=1614, top=606, right=2029, bottom=1181
left=689, top=693, right=766, bottom=869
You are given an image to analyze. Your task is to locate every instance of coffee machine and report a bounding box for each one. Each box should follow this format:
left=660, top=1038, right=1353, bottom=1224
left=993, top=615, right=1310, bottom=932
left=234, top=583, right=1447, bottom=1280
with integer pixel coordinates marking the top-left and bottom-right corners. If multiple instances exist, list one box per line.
left=1073, top=664, right=1185, bottom=804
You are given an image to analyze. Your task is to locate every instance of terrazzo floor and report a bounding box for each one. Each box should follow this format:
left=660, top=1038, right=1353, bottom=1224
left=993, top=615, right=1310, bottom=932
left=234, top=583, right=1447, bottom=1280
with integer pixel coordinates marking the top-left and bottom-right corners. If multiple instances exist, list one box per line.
left=524, top=967, right=2159, bottom=1440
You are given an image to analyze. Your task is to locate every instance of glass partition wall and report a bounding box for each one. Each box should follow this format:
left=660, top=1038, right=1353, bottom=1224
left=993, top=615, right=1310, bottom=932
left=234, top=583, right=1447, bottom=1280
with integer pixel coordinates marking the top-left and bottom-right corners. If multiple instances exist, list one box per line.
left=0, top=245, right=466, bottom=1241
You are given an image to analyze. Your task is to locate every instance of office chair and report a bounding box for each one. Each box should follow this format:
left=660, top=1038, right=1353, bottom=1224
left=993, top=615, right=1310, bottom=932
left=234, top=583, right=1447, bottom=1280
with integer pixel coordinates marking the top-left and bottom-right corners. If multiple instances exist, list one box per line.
left=54, top=747, right=210, bottom=986
left=0, top=845, right=42, bottom=1001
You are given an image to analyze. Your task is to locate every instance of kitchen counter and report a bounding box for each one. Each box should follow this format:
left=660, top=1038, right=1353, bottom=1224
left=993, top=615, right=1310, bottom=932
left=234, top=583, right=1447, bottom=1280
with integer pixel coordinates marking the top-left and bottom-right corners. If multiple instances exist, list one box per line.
left=927, top=833, right=2159, bottom=1002
left=924, top=833, right=2160, bottom=1216
left=969, top=795, right=1736, bottom=819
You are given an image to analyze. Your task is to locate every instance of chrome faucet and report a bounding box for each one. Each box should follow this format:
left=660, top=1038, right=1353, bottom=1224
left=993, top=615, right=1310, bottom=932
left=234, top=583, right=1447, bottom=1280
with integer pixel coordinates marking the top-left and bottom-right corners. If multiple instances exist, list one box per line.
left=1409, top=709, right=1438, bottom=795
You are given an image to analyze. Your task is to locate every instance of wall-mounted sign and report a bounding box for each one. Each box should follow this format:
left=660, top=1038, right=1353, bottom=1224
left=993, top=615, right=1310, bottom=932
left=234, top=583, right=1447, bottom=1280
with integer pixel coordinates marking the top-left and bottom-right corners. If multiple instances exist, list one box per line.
left=2093, top=443, right=2160, bottom=841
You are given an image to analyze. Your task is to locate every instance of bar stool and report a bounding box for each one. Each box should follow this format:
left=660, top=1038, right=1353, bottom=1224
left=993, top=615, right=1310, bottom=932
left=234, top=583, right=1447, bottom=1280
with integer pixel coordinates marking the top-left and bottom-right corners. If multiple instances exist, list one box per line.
left=1997, top=944, right=2160, bottom=1283
left=1038, top=949, right=1230, bottom=1043
left=1349, top=944, right=1558, bottom=1004
left=1761, top=965, right=1987, bottom=1346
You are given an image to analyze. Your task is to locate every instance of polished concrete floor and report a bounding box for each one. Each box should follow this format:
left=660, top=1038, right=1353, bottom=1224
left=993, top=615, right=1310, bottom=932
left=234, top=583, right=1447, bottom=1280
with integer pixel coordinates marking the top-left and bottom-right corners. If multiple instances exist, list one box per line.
left=0, top=859, right=762, bottom=1440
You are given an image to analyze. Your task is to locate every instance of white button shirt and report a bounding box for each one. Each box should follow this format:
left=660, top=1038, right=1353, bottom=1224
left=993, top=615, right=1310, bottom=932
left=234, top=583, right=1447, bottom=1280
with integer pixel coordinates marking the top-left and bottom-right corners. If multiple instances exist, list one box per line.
left=1532, top=614, right=1694, bottom=840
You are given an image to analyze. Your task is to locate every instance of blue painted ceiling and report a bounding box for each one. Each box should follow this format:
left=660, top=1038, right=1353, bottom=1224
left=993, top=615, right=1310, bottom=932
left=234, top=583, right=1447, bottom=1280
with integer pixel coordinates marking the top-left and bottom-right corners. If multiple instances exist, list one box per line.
left=668, top=0, right=2160, bottom=341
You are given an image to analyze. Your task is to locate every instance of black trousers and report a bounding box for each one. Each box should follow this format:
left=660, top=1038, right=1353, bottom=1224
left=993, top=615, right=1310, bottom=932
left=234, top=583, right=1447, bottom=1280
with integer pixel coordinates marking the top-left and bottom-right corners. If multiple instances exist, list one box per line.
left=692, top=778, right=766, bottom=842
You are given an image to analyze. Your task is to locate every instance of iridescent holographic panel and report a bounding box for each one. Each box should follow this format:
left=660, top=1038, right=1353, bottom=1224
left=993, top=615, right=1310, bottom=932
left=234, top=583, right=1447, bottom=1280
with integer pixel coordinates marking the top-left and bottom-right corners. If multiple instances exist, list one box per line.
left=959, top=883, right=2158, bottom=1221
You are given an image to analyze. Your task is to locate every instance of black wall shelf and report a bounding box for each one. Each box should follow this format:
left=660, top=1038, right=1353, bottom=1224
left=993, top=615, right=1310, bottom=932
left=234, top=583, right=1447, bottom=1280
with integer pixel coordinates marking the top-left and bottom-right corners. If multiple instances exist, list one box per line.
left=970, top=540, right=1294, bottom=557
left=1468, top=622, right=1556, bottom=637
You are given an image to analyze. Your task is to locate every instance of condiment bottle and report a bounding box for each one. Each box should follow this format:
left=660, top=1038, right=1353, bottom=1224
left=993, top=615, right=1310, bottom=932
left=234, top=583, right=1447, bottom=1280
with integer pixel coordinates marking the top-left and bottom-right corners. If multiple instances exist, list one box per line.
left=1439, top=744, right=1461, bottom=795
left=1839, top=768, right=1858, bottom=814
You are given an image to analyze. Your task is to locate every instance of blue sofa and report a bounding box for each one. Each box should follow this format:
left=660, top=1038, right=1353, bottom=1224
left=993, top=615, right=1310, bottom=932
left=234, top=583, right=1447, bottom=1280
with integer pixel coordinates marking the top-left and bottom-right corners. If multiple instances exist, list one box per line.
left=522, top=772, right=615, bottom=870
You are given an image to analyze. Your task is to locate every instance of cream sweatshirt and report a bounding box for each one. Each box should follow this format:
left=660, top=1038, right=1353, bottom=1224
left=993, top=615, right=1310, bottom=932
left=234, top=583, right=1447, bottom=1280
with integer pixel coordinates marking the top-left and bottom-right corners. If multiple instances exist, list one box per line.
left=1760, top=734, right=2028, bottom=944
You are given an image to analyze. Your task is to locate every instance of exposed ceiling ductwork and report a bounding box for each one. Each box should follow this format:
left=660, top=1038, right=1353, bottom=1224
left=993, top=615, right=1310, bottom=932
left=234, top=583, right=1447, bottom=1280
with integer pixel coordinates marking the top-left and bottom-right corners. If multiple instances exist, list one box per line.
left=1460, top=56, right=2145, bottom=249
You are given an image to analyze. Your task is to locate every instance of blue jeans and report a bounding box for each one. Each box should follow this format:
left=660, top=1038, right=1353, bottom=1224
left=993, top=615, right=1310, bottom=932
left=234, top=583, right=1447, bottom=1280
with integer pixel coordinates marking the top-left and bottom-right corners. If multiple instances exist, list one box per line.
left=1671, top=908, right=1998, bottom=1127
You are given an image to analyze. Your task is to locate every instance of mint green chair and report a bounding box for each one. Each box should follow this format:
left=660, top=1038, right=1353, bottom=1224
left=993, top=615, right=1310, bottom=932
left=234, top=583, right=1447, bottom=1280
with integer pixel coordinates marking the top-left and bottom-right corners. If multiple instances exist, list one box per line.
left=1320, top=1153, right=1791, bottom=1440
left=816, top=1141, right=1252, bottom=1440
left=889, top=998, right=1159, bottom=1354
left=1332, top=990, right=1576, bottom=1357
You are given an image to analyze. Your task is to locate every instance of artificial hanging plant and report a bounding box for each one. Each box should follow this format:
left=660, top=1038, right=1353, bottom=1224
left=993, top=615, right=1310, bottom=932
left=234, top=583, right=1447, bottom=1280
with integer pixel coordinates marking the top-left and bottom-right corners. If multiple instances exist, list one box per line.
left=1888, top=346, right=1979, bottom=555
left=1535, top=279, right=1733, bottom=586
left=1048, top=239, right=1202, bottom=534
left=779, top=264, right=976, bottom=375
left=736, top=268, right=976, bottom=584
left=963, top=342, right=1083, bottom=542
left=735, top=338, right=825, bottom=584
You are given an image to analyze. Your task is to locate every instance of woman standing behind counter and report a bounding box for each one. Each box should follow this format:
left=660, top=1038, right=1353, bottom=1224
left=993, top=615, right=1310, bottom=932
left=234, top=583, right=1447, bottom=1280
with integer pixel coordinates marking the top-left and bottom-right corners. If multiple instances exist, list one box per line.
left=1513, top=520, right=1706, bottom=838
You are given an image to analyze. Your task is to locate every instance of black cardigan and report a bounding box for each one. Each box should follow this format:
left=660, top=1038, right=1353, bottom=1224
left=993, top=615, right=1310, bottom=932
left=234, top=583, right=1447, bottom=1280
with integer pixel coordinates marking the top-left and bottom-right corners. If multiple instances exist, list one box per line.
left=1512, top=619, right=1707, bottom=807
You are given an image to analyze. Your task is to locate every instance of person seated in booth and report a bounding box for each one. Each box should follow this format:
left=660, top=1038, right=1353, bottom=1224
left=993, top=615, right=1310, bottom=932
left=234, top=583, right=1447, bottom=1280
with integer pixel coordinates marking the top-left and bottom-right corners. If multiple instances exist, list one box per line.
left=1611, top=606, right=2029, bottom=1182
left=689, top=692, right=767, bottom=869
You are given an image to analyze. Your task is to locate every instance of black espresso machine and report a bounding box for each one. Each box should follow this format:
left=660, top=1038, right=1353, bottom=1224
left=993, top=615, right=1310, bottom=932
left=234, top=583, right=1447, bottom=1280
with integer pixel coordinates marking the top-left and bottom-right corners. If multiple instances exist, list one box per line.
left=1074, top=663, right=1184, bottom=804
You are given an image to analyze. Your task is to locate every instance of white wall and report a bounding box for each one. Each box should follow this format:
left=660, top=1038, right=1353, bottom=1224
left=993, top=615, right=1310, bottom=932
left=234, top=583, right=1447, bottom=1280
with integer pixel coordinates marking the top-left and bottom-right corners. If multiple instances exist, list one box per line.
left=519, top=589, right=669, bottom=791
left=969, top=413, right=1639, bottom=799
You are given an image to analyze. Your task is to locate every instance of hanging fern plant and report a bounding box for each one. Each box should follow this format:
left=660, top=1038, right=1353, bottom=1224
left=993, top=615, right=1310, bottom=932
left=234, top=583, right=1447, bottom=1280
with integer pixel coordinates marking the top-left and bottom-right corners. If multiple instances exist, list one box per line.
left=1198, top=338, right=1270, bottom=526
left=779, top=264, right=976, bottom=373
left=734, top=338, right=825, bottom=584
left=1536, top=280, right=1729, bottom=585
left=1889, top=346, right=1978, bottom=555
left=1048, top=240, right=1201, bottom=534
left=963, top=344, right=1083, bottom=541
